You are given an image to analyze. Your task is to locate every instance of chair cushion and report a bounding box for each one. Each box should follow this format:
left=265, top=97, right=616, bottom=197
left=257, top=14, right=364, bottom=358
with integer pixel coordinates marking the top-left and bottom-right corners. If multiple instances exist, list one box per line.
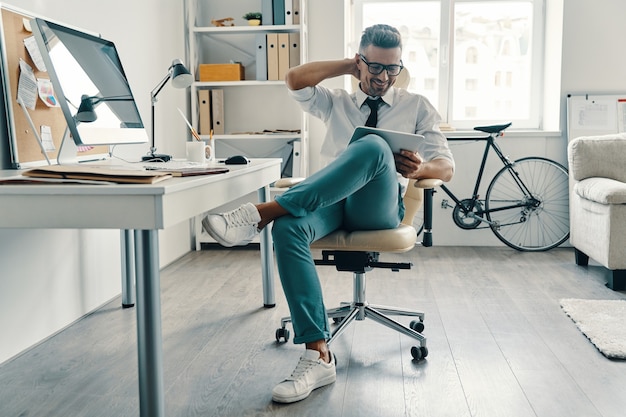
left=311, top=224, right=417, bottom=252
left=574, top=177, right=626, bottom=205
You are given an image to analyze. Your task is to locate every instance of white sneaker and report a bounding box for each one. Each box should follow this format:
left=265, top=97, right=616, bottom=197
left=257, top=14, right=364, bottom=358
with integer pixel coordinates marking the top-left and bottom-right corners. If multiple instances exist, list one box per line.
left=272, top=349, right=337, bottom=403
left=202, top=202, right=261, bottom=247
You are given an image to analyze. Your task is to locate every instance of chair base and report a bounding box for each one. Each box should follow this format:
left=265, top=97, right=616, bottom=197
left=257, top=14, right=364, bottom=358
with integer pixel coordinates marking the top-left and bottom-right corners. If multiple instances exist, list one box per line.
left=276, top=272, right=429, bottom=361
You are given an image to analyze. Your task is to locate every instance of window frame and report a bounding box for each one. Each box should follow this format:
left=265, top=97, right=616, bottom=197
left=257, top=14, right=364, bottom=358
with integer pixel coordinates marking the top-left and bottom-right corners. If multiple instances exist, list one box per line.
left=350, top=0, right=546, bottom=130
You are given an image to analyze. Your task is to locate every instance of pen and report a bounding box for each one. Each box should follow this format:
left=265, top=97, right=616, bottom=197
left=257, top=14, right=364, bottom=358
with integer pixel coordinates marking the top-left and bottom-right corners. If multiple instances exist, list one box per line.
left=177, top=107, right=202, bottom=141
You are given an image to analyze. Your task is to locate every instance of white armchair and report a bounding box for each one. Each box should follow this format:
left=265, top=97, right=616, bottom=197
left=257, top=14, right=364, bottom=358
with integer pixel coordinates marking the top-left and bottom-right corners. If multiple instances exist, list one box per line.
left=567, top=133, right=626, bottom=290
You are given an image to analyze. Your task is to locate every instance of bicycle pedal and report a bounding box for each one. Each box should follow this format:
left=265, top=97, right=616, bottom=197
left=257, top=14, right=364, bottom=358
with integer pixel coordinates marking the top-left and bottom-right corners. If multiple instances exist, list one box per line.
left=441, top=199, right=453, bottom=209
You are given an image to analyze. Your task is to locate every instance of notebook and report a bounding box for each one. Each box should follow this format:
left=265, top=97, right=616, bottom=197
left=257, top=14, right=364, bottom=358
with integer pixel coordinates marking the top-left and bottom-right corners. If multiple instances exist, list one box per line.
left=349, top=127, right=424, bottom=153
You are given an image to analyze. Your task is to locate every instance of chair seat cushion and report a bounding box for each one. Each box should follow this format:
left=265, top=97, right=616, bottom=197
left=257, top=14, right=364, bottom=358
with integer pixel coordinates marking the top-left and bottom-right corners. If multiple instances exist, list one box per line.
left=311, top=224, right=417, bottom=253
left=575, top=177, right=626, bottom=205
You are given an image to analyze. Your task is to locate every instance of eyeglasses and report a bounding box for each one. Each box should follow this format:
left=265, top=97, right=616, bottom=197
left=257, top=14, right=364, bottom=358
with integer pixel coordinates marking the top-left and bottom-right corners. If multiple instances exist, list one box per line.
left=359, top=54, right=404, bottom=76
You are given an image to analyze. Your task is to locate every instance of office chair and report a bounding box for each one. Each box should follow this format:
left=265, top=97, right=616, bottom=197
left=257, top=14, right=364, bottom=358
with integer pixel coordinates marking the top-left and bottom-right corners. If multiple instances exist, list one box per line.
left=273, top=178, right=441, bottom=360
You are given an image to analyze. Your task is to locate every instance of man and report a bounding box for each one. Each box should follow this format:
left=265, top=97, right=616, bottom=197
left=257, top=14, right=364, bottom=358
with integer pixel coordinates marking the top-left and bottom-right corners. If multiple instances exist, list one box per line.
left=203, top=24, right=454, bottom=403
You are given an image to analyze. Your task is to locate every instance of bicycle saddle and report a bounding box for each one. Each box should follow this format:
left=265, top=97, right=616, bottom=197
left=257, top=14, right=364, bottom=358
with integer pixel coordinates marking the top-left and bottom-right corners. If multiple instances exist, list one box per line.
left=473, top=122, right=512, bottom=134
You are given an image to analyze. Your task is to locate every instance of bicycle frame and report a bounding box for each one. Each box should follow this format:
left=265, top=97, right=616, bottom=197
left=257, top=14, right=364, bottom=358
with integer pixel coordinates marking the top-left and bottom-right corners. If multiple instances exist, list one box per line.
left=439, top=131, right=536, bottom=226
left=418, top=123, right=570, bottom=251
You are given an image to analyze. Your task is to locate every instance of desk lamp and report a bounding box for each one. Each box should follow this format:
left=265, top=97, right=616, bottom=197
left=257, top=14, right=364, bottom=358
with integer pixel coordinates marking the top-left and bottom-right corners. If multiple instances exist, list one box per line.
left=76, top=95, right=134, bottom=123
left=142, top=59, right=193, bottom=162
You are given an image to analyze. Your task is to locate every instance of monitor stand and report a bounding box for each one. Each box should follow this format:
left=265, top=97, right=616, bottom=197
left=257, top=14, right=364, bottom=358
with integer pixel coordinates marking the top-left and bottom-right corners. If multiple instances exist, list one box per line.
left=57, top=127, right=80, bottom=165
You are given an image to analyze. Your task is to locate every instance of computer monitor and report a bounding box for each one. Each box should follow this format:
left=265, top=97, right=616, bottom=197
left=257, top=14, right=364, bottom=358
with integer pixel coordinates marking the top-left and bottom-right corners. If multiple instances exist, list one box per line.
left=31, top=18, right=148, bottom=146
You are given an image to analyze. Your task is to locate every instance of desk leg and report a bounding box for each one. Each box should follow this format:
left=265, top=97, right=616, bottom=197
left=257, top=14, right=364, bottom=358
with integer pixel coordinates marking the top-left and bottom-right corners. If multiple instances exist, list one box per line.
left=134, top=230, right=165, bottom=417
left=120, top=230, right=135, bottom=308
left=258, top=186, right=275, bottom=308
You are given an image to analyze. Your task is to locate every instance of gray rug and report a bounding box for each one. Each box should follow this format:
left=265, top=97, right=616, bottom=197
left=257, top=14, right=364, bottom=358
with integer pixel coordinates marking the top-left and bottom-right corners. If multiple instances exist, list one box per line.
left=560, top=298, right=626, bottom=359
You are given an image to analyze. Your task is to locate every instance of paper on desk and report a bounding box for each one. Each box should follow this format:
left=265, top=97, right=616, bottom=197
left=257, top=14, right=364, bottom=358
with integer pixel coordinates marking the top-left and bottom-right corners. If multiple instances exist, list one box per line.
left=23, top=165, right=173, bottom=184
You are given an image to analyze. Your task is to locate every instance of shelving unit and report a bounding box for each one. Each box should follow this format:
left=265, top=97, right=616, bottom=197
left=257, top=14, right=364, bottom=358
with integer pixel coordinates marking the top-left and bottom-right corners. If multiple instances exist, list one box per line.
left=184, top=0, right=308, bottom=175
left=184, top=0, right=308, bottom=248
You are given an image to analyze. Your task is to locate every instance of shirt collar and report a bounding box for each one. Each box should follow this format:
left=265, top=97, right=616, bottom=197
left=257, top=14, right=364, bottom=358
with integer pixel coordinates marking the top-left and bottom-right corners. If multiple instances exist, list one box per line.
left=355, top=85, right=396, bottom=108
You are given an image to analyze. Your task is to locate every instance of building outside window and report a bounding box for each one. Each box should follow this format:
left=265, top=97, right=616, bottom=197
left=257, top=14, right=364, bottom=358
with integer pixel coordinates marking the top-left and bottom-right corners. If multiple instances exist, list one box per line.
left=350, top=0, right=545, bottom=129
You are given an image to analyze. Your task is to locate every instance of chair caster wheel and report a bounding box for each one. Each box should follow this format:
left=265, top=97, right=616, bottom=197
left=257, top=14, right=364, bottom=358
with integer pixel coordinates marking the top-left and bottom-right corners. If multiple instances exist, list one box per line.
left=411, top=346, right=428, bottom=361
left=275, top=327, right=290, bottom=343
left=409, top=320, right=425, bottom=333
left=332, top=317, right=345, bottom=324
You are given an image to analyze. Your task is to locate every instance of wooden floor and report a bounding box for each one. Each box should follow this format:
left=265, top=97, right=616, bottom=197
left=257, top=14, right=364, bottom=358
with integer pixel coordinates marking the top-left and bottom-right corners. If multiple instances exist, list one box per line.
left=1, top=246, right=625, bottom=417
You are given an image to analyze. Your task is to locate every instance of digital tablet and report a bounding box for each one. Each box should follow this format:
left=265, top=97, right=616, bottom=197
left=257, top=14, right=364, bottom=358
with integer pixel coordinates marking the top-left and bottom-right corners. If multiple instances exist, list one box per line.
left=349, top=127, right=424, bottom=153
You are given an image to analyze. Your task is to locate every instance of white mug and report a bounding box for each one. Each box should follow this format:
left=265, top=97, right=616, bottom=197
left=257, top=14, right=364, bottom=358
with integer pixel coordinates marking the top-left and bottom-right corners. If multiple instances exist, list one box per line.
left=186, top=141, right=213, bottom=163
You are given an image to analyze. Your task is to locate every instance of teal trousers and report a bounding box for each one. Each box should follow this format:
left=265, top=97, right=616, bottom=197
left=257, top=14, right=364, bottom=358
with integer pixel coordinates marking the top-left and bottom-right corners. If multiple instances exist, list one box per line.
left=273, top=135, right=404, bottom=344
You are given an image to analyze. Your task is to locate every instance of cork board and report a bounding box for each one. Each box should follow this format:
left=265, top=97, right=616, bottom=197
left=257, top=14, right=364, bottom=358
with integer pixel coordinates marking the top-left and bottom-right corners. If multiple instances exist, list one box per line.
left=0, top=6, right=107, bottom=168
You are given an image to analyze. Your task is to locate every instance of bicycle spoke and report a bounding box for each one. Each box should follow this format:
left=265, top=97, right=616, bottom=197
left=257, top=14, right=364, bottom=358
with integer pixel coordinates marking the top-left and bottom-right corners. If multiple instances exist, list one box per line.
left=485, top=157, right=569, bottom=251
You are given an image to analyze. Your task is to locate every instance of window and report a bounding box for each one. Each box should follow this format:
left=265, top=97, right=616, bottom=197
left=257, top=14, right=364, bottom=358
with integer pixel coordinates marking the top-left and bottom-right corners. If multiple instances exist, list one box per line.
left=350, top=0, right=545, bottom=129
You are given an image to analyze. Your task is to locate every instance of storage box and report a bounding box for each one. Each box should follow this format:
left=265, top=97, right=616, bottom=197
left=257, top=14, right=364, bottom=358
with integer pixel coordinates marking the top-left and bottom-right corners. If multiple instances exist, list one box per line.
left=199, top=63, right=245, bottom=81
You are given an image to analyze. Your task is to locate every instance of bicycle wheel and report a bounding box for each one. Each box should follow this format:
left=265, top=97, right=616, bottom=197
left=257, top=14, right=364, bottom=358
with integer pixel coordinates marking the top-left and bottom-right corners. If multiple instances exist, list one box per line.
left=485, top=157, right=569, bottom=251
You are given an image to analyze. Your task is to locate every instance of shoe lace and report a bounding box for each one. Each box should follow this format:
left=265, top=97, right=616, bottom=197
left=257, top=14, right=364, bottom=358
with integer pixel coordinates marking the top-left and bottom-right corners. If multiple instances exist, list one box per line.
left=223, top=207, right=257, bottom=228
left=286, top=357, right=317, bottom=381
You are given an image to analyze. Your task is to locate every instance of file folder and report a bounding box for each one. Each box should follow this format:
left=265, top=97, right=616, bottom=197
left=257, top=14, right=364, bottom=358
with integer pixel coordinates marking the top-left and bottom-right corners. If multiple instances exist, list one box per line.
left=198, top=89, right=211, bottom=135
left=289, top=32, right=300, bottom=68
left=284, top=0, right=293, bottom=25
left=255, top=34, right=268, bottom=81
left=277, top=33, right=290, bottom=81
left=261, top=0, right=273, bottom=25
left=292, top=0, right=300, bottom=24
left=266, top=33, right=279, bottom=81
left=273, top=0, right=285, bottom=25
left=292, top=140, right=302, bottom=177
left=211, top=89, right=225, bottom=134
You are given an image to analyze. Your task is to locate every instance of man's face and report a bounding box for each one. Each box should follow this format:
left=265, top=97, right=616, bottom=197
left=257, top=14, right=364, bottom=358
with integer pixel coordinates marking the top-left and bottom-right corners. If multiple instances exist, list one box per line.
left=358, top=45, right=403, bottom=97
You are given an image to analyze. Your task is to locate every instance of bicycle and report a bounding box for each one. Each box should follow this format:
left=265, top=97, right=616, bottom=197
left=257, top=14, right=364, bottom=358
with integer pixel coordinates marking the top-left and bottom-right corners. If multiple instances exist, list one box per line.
left=413, top=122, right=570, bottom=252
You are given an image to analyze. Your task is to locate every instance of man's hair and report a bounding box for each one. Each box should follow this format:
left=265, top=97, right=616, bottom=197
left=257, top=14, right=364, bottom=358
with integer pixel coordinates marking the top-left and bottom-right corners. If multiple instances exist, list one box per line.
left=359, top=24, right=403, bottom=53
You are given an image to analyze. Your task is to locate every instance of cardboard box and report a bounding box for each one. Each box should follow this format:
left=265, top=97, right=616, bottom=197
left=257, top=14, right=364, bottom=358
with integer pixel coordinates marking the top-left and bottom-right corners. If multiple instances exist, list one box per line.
left=199, top=64, right=244, bottom=81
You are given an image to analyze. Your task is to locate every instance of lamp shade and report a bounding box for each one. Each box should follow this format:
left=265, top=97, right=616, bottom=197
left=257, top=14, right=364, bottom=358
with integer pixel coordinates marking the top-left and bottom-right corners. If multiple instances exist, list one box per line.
left=76, top=94, right=97, bottom=122
left=170, top=59, right=193, bottom=89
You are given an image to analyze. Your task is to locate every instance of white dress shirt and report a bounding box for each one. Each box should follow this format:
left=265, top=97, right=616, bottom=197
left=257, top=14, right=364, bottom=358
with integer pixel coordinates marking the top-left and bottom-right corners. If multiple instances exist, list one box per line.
left=288, top=83, right=455, bottom=192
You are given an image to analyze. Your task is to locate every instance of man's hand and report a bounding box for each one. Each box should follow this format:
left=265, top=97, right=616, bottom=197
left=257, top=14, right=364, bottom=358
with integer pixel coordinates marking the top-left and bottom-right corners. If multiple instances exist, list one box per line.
left=395, top=150, right=455, bottom=182
left=394, top=150, right=423, bottom=178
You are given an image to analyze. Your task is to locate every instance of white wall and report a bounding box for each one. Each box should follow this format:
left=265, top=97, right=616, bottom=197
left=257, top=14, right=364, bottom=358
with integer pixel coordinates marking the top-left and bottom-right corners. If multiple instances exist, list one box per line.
left=2, top=0, right=626, bottom=365
left=0, top=0, right=190, bottom=365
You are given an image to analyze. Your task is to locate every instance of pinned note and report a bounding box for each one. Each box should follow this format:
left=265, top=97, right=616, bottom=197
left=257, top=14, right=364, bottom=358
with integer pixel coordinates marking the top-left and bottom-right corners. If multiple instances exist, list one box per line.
left=17, top=58, right=37, bottom=109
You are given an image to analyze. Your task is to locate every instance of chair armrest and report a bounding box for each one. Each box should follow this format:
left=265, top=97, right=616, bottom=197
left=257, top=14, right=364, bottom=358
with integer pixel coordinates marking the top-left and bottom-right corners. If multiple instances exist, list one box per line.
left=414, top=178, right=443, bottom=189
left=274, top=177, right=306, bottom=188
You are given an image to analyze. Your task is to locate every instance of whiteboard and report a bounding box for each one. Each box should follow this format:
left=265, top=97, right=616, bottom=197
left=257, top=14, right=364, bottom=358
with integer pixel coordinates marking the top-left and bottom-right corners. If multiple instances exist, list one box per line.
left=567, top=94, right=626, bottom=142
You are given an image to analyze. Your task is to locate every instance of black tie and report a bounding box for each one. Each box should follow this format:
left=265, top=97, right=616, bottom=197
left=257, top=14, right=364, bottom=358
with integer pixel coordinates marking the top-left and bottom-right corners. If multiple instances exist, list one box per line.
left=364, top=98, right=382, bottom=127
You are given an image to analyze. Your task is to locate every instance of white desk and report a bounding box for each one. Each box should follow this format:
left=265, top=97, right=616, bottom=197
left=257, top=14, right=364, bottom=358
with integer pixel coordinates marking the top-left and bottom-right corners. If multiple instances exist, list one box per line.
left=0, top=158, right=281, bottom=417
